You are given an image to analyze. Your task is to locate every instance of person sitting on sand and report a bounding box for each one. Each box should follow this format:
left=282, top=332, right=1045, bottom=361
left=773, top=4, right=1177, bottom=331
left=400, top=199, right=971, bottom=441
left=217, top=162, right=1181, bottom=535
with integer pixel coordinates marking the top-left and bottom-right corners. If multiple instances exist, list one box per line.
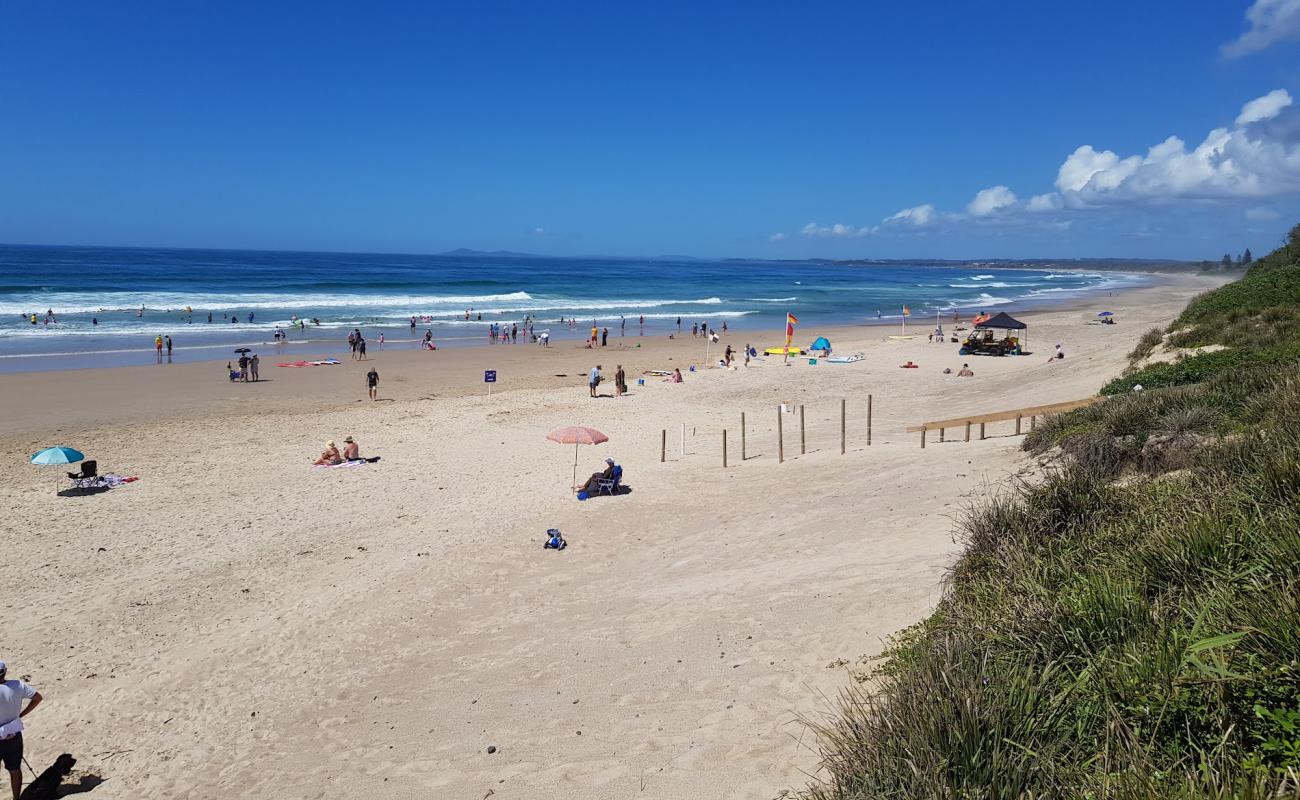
left=342, top=436, right=360, bottom=461
left=578, top=458, right=616, bottom=493
left=666, top=368, right=683, bottom=383
left=958, top=363, right=974, bottom=377
left=313, top=440, right=342, bottom=466
left=1048, top=344, right=1065, bottom=363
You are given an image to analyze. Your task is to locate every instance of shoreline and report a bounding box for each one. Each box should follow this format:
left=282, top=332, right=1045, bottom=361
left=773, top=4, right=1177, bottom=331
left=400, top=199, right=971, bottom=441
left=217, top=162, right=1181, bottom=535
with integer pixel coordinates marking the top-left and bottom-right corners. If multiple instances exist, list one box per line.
left=0, top=270, right=1163, bottom=374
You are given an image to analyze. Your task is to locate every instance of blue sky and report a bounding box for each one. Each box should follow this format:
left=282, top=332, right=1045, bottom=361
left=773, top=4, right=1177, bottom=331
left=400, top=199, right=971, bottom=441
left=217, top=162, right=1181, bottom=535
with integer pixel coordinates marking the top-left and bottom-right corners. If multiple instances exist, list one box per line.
left=4, top=0, right=1300, bottom=259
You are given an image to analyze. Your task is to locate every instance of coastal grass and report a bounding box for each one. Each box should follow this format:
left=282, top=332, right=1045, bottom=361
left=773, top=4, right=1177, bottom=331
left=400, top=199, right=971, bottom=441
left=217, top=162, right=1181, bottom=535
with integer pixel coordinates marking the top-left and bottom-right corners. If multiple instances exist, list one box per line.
left=799, top=229, right=1300, bottom=799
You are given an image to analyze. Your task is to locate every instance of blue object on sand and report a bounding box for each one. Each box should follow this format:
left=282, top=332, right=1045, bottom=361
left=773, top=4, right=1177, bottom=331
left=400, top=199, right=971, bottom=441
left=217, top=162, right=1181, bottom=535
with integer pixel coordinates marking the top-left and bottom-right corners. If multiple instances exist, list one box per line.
left=577, top=491, right=589, bottom=500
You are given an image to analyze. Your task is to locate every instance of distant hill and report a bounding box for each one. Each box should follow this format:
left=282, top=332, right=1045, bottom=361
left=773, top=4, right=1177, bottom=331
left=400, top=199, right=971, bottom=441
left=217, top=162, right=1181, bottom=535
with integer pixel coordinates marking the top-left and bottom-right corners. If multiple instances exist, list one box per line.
left=439, top=248, right=537, bottom=258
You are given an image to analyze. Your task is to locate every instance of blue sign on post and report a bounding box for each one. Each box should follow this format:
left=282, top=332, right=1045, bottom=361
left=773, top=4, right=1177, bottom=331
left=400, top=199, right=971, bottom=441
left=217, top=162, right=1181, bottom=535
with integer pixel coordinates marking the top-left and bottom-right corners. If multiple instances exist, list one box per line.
left=484, top=370, right=497, bottom=383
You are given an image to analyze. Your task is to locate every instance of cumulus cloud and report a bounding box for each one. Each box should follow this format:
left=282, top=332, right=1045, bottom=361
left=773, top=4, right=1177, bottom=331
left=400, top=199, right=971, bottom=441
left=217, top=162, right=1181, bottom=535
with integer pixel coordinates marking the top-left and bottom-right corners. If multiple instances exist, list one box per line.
left=1237, top=88, right=1293, bottom=125
left=881, top=204, right=936, bottom=227
left=532, top=226, right=545, bottom=235
left=1052, top=89, right=1300, bottom=204
left=769, top=232, right=788, bottom=242
left=1223, top=0, right=1300, bottom=58
left=1027, top=192, right=1062, bottom=212
left=967, top=185, right=1018, bottom=216
left=800, top=222, right=875, bottom=238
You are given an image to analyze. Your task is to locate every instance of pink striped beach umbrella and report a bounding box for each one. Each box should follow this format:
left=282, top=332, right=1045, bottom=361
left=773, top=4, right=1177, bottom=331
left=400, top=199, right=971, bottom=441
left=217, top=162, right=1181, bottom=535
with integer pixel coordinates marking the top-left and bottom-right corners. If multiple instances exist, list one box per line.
left=546, top=426, right=609, bottom=492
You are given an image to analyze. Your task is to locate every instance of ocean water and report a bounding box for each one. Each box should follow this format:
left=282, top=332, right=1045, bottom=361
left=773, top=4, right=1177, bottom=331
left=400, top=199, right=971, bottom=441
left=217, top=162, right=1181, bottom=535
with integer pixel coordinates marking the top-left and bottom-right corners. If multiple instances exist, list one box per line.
left=0, top=245, right=1143, bottom=371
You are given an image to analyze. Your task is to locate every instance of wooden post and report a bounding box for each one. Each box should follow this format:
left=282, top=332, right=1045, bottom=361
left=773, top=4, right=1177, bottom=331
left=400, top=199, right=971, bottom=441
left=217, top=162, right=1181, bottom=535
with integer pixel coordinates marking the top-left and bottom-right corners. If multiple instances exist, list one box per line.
left=1015, top=414, right=1022, bottom=435
left=867, top=394, right=873, bottom=446
left=777, top=407, right=784, bottom=464
left=661, top=429, right=666, bottom=463
left=723, top=429, right=728, bottom=468
left=965, top=420, right=971, bottom=442
left=799, top=405, right=806, bottom=455
left=1030, top=415, right=1037, bottom=431
left=840, top=398, right=846, bottom=455
left=939, top=427, right=945, bottom=443
left=980, top=422, right=986, bottom=440
left=920, top=426, right=927, bottom=448
left=741, top=412, right=747, bottom=461
left=681, top=422, right=686, bottom=455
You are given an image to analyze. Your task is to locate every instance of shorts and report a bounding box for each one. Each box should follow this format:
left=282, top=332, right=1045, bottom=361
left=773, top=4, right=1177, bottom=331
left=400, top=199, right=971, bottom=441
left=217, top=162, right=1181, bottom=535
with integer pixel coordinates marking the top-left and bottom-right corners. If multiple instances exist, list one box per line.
left=0, top=733, right=22, bottom=772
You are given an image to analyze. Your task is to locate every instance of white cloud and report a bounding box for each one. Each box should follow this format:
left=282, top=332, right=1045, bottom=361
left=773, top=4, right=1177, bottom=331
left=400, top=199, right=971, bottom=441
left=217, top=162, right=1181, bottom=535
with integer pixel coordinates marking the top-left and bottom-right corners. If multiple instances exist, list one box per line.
left=1052, top=89, right=1300, bottom=204
left=532, top=227, right=545, bottom=235
left=770, top=232, right=788, bottom=242
left=881, top=204, right=935, bottom=226
left=800, top=222, right=875, bottom=238
left=967, top=185, right=1018, bottom=216
left=1237, top=88, right=1293, bottom=125
left=1223, top=0, right=1300, bottom=58
left=1246, top=206, right=1281, bottom=220
left=1026, top=192, right=1062, bottom=212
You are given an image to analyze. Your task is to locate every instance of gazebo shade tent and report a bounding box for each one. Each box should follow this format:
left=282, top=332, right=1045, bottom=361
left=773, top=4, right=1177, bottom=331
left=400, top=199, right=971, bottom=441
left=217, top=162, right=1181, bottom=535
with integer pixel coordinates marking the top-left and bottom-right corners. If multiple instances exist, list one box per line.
left=974, top=311, right=1027, bottom=330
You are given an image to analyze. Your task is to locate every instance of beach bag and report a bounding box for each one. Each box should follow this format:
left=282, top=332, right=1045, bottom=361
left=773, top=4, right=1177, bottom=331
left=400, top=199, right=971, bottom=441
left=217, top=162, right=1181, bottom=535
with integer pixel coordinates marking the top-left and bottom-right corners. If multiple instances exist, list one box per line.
left=544, top=529, right=567, bottom=550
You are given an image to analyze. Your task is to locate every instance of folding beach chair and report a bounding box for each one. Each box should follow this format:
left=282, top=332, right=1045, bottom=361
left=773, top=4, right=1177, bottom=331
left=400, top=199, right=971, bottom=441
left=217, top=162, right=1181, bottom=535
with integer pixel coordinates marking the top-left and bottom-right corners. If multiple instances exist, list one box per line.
left=67, top=460, right=100, bottom=489
left=596, top=465, right=622, bottom=496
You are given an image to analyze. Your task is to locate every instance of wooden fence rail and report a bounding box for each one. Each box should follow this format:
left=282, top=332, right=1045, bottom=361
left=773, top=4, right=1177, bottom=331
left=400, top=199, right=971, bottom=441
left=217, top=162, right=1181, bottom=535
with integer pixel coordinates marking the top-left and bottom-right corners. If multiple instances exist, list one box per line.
left=907, top=396, right=1104, bottom=448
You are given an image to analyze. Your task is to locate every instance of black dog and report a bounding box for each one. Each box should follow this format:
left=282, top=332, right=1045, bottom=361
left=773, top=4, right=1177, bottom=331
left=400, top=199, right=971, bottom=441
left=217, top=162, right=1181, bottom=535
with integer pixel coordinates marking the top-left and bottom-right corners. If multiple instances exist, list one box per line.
left=20, top=753, right=75, bottom=800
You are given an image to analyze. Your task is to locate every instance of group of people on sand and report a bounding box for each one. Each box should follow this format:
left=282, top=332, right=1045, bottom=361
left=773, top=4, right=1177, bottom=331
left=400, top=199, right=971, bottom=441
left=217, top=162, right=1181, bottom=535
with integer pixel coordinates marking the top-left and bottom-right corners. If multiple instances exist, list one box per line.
left=313, top=435, right=362, bottom=465
left=587, top=364, right=628, bottom=397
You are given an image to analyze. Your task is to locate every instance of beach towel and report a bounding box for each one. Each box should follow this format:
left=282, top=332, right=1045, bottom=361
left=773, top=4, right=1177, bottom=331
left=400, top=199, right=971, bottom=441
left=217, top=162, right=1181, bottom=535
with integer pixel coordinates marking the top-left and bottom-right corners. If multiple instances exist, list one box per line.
left=313, top=458, right=380, bottom=469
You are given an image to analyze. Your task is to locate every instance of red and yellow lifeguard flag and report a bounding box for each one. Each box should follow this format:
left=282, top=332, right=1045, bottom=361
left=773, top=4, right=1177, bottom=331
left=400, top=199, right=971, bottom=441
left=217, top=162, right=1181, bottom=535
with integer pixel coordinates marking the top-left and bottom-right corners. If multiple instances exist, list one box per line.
left=785, top=312, right=798, bottom=345
left=902, top=305, right=911, bottom=317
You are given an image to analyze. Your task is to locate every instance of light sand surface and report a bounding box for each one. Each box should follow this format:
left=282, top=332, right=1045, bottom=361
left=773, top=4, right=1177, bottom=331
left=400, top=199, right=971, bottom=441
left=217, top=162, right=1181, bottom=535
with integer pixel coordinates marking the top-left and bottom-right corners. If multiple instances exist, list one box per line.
left=0, top=274, right=1223, bottom=799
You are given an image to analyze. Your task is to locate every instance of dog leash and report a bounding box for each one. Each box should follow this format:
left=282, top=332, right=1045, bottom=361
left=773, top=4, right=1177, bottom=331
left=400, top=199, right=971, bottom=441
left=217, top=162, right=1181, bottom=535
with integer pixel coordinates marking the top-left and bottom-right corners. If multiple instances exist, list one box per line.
left=23, top=754, right=38, bottom=778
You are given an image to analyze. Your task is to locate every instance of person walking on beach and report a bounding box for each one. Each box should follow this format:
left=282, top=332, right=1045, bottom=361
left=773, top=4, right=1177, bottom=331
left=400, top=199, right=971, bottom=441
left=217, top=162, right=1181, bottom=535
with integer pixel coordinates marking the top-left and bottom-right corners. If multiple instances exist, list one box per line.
left=238, top=353, right=250, bottom=381
left=1, top=658, right=44, bottom=800
left=639, top=314, right=644, bottom=335
left=601, top=327, right=609, bottom=347
left=589, top=364, right=601, bottom=397
left=615, top=364, right=626, bottom=397
left=250, top=353, right=260, bottom=381
left=692, top=322, right=698, bottom=338
left=155, top=334, right=164, bottom=362
left=677, top=316, right=682, bottom=333
left=366, top=367, right=380, bottom=400
left=378, top=333, right=385, bottom=349
left=620, top=316, right=626, bottom=336
left=358, top=337, right=367, bottom=360
left=165, top=335, right=173, bottom=358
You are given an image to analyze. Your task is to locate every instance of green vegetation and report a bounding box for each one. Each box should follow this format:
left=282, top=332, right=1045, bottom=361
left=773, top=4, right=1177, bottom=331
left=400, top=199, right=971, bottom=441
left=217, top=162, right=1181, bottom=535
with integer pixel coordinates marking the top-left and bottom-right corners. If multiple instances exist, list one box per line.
left=800, top=229, right=1300, bottom=798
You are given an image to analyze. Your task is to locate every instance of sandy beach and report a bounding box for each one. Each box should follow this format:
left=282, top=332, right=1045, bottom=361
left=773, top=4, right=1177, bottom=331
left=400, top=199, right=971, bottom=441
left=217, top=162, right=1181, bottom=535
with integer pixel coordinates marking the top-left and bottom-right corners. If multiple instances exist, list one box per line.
left=0, top=273, right=1224, bottom=799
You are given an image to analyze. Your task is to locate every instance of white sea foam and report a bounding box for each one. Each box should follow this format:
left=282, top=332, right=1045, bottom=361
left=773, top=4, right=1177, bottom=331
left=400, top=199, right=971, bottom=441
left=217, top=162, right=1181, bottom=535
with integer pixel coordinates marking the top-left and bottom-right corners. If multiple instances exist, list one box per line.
left=939, top=292, right=1013, bottom=310
left=0, top=292, right=728, bottom=316
left=745, top=296, right=797, bottom=302
left=970, top=274, right=996, bottom=279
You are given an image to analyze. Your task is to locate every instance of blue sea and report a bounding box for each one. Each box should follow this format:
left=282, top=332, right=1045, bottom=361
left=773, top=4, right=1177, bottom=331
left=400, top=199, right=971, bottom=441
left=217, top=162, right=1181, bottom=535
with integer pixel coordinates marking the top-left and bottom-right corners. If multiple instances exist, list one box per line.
left=0, top=245, right=1145, bottom=371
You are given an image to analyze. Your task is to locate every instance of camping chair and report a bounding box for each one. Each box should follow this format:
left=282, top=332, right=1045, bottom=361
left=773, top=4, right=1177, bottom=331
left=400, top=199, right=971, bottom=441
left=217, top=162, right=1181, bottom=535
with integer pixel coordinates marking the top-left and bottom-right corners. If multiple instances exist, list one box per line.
left=67, top=460, right=100, bottom=489
left=596, top=465, right=623, bottom=496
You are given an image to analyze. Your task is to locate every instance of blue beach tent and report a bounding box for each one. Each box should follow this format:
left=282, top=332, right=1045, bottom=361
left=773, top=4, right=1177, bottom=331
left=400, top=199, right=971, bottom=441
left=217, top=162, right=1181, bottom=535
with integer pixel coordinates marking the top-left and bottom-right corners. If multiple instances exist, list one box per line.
left=809, top=336, right=832, bottom=352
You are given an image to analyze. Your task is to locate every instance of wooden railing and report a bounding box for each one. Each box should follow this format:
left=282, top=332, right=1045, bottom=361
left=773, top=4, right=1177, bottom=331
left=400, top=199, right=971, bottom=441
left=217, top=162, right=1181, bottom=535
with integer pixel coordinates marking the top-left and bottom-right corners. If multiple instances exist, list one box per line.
left=906, top=396, right=1104, bottom=448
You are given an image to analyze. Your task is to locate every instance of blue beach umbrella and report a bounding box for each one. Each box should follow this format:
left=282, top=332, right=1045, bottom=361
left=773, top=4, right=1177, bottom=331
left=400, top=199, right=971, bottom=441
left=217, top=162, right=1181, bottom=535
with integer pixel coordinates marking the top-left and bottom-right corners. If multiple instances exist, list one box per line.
left=31, top=446, right=85, bottom=465
left=1097, top=311, right=1114, bottom=317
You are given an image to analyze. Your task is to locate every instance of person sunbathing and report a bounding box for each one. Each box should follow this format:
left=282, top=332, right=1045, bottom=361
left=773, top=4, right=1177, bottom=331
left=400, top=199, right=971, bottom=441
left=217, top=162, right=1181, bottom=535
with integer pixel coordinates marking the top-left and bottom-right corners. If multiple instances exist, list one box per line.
left=313, top=440, right=342, bottom=465
left=579, top=458, right=617, bottom=493
left=958, top=363, right=975, bottom=377
left=342, top=436, right=360, bottom=461
left=666, top=368, right=683, bottom=383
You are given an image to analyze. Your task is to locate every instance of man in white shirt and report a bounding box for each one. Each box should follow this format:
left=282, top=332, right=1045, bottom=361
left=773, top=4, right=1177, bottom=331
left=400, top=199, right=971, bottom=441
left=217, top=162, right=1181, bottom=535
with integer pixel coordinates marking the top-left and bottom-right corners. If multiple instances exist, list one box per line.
left=589, top=365, right=601, bottom=398
left=0, top=659, right=43, bottom=800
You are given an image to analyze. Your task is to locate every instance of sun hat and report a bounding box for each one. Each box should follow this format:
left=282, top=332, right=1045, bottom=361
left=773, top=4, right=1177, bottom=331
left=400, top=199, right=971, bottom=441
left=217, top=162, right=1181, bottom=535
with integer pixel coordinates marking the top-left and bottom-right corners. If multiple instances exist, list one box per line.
left=344, top=436, right=354, bottom=443
left=605, top=457, right=614, bottom=464
left=326, top=440, right=336, bottom=447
